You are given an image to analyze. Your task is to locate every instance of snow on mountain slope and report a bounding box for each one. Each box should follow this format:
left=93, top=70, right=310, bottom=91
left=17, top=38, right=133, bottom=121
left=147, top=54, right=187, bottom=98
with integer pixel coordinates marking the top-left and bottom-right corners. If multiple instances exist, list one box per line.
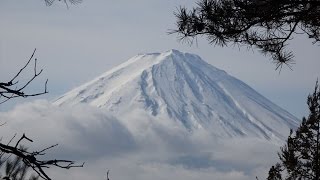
left=54, top=49, right=299, bottom=141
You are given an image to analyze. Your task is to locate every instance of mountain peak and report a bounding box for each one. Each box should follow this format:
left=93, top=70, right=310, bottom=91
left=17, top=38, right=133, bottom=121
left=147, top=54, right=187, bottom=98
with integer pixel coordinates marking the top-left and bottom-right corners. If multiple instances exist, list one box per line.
left=54, top=50, right=299, bottom=141
left=137, top=49, right=182, bottom=58
left=167, top=49, right=183, bottom=55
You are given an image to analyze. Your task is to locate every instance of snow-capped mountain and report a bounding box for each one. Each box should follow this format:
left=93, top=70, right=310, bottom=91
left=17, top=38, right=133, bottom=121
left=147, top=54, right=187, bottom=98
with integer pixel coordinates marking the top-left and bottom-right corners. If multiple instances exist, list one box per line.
left=54, top=50, right=299, bottom=140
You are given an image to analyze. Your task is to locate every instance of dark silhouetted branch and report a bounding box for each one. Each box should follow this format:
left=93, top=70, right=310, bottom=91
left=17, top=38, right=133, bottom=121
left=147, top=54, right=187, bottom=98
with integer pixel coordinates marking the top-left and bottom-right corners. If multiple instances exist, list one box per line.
left=0, top=134, right=84, bottom=180
left=172, top=0, right=320, bottom=70
left=44, top=0, right=82, bottom=8
left=0, top=49, right=48, bottom=104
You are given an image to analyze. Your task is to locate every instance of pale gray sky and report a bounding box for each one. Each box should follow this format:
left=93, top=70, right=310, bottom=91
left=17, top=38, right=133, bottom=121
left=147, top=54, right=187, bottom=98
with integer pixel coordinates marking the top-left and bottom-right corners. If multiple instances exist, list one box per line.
left=0, top=0, right=319, bottom=118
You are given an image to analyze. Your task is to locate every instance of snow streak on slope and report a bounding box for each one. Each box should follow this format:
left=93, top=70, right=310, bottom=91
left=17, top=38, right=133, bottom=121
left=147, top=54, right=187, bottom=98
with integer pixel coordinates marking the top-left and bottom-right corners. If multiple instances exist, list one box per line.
left=54, top=50, right=299, bottom=141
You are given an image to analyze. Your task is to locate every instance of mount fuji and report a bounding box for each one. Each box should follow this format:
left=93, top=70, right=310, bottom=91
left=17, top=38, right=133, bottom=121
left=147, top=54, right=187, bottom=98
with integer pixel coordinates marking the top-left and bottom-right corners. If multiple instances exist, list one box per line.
left=54, top=50, right=299, bottom=141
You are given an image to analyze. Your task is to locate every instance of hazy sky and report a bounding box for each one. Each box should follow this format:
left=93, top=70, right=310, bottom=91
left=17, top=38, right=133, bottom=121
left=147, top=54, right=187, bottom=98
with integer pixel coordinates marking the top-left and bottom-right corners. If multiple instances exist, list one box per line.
left=1, top=0, right=320, bottom=118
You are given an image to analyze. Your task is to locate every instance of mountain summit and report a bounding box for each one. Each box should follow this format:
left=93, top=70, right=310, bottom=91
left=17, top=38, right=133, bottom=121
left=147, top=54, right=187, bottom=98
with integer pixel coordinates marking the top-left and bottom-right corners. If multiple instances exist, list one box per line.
left=54, top=50, right=299, bottom=140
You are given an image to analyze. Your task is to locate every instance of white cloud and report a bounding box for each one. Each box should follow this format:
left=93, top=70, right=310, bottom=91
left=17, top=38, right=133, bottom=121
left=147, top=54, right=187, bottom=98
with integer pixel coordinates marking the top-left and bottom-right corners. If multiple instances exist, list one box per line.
left=0, top=100, right=136, bottom=160
left=0, top=100, right=283, bottom=180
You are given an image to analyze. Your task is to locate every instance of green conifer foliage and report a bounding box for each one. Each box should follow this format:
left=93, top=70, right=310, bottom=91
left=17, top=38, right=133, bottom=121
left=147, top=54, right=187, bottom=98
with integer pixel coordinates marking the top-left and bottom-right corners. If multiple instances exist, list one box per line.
left=268, top=81, right=320, bottom=179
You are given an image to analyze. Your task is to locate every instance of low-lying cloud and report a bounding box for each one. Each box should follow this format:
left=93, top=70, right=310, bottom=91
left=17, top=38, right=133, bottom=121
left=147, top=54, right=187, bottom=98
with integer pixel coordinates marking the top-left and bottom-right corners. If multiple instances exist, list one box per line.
left=0, top=100, right=282, bottom=180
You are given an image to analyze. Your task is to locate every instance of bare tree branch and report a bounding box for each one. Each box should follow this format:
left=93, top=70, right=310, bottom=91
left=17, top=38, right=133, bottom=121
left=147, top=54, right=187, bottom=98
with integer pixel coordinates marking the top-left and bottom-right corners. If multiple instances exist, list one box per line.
left=0, top=49, right=83, bottom=180
left=0, top=134, right=84, bottom=180
left=0, top=49, right=48, bottom=104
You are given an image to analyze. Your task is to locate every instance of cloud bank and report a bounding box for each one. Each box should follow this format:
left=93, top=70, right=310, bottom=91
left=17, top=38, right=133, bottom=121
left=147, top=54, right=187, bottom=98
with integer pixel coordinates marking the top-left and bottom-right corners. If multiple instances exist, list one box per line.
left=0, top=100, right=282, bottom=180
